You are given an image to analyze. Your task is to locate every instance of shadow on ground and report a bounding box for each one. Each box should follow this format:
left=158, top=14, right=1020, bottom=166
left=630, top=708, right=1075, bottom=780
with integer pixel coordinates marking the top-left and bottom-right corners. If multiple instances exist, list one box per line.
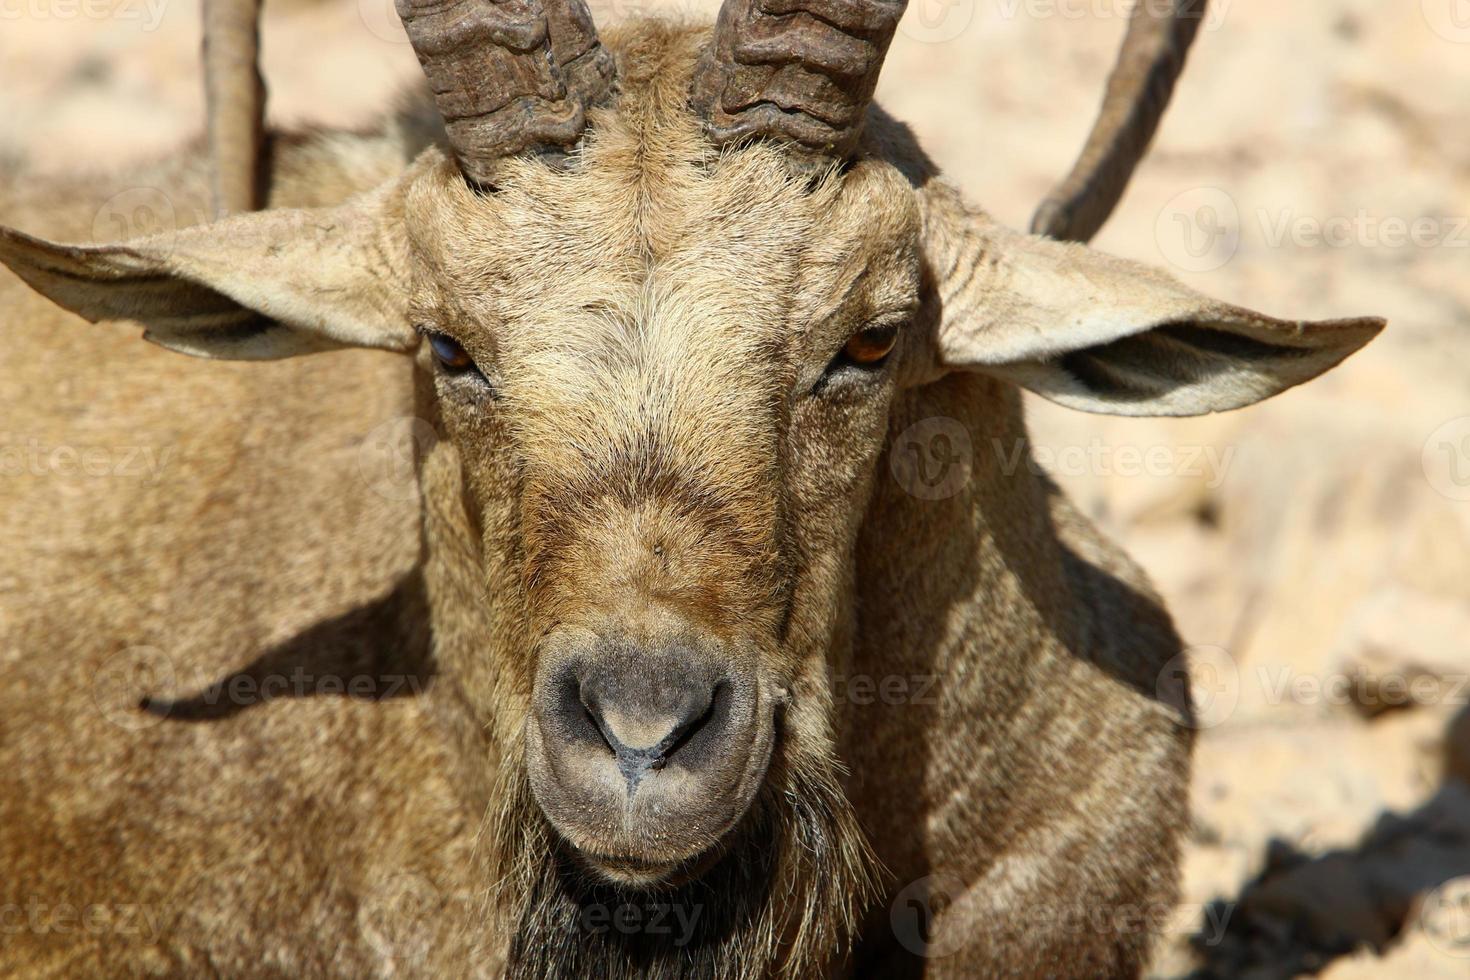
left=1184, top=705, right=1470, bottom=977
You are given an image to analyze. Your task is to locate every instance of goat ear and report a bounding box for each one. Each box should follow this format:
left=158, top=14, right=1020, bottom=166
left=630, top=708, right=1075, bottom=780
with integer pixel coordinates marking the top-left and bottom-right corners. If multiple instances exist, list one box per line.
left=0, top=183, right=414, bottom=360
left=921, top=188, right=1384, bottom=416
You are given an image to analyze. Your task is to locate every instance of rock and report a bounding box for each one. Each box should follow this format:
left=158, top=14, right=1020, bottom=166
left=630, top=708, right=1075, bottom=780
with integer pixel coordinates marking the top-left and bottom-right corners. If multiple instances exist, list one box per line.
left=1190, top=719, right=1437, bottom=857
left=1334, top=588, right=1470, bottom=719
left=1324, top=931, right=1470, bottom=980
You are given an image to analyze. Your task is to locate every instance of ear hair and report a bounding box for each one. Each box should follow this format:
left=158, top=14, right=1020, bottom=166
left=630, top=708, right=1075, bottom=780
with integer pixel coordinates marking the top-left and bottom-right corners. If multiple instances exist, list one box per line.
left=920, top=186, right=1384, bottom=417
left=0, top=181, right=415, bottom=360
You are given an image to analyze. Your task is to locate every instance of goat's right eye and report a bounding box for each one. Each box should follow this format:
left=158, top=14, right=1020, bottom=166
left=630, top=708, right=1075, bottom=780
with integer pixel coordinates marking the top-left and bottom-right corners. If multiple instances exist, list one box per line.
left=427, top=333, right=475, bottom=372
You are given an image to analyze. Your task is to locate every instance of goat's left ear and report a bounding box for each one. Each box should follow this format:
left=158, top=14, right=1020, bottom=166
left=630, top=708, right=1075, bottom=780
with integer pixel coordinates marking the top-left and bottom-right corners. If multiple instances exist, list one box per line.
left=920, top=189, right=1384, bottom=416
left=0, top=181, right=414, bottom=360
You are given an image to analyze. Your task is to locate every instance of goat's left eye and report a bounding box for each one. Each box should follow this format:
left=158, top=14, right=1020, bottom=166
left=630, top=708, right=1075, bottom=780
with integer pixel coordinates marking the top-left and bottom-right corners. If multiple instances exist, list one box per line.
left=428, top=333, right=475, bottom=372
left=842, top=322, right=899, bottom=366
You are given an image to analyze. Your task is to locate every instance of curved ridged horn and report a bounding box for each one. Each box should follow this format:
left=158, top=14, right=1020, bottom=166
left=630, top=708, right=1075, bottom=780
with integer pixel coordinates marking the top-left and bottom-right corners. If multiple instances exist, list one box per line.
left=395, top=0, right=615, bottom=186
left=1032, top=0, right=1208, bottom=242
left=690, top=0, right=908, bottom=162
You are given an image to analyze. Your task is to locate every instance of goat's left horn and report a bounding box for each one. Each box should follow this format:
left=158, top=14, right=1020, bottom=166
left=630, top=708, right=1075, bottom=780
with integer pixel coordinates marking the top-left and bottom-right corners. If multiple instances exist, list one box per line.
left=690, top=0, right=909, bottom=163
left=395, top=0, right=614, bottom=187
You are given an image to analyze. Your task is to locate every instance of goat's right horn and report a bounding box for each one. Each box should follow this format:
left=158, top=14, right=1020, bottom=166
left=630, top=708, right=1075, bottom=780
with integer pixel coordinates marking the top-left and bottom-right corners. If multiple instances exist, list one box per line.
left=395, top=0, right=614, bottom=187
left=690, top=0, right=908, bottom=163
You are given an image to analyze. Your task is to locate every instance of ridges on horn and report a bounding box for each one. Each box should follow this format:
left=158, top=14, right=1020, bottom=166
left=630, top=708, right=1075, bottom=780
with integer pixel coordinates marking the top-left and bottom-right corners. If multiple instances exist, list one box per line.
left=395, top=0, right=615, bottom=187
left=689, top=0, right=908, bottom=162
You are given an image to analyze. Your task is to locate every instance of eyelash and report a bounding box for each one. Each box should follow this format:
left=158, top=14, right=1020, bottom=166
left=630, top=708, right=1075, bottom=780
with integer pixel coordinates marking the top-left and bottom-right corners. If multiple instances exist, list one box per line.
left=815, top=320, right=901, bottom=388
left=427, top=332, right=474, bottom=370
left=422, top=330, right=496, bottom=393
left=836, top=321, right=900, bottom=370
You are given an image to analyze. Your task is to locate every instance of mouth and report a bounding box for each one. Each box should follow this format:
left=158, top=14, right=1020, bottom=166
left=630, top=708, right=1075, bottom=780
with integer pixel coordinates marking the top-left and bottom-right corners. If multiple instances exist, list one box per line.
left=575, top=836, right=734, bottom=889
left=578, top=850, right=683, bottom=887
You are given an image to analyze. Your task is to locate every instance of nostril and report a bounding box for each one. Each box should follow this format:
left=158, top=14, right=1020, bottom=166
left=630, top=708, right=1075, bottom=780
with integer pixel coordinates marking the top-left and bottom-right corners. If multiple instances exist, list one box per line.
left=542, top=663, right=609, bottom=752
left=580, top=695, right=618, bottom=758
left=574, top=673, right=727, bottom=792
left=658, top=679, right=722, bottom=761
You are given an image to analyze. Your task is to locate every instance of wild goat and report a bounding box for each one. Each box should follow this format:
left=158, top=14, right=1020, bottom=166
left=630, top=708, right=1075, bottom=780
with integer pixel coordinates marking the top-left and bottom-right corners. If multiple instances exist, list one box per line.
left=0, top=0, right=1380, bottom=976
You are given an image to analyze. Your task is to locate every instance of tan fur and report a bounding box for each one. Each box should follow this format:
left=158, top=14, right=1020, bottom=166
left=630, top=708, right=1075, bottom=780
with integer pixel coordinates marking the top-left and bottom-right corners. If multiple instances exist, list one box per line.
left=0, top=19, right=1380, bottom=978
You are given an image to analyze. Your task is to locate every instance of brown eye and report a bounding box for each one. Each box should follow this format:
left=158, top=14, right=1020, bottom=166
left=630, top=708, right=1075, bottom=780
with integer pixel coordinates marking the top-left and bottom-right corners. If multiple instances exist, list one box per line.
left=843, top=322, right=899, bottom=366
left=427, top=332, right=474, bottom=371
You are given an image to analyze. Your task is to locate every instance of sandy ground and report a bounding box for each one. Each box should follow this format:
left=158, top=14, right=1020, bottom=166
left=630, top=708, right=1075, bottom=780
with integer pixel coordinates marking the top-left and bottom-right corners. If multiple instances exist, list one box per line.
left=3, top=1, right=1470, bottom=976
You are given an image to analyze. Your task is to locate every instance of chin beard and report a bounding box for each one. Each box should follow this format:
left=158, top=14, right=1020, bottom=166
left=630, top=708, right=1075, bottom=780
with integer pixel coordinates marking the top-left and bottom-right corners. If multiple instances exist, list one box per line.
left=487, top=739, right=881, bottom=980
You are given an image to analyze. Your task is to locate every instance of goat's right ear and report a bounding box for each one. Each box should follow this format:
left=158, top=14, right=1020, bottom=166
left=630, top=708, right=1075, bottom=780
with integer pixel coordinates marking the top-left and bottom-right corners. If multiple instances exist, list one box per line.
left=0, top=182, right=414, bottom=360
